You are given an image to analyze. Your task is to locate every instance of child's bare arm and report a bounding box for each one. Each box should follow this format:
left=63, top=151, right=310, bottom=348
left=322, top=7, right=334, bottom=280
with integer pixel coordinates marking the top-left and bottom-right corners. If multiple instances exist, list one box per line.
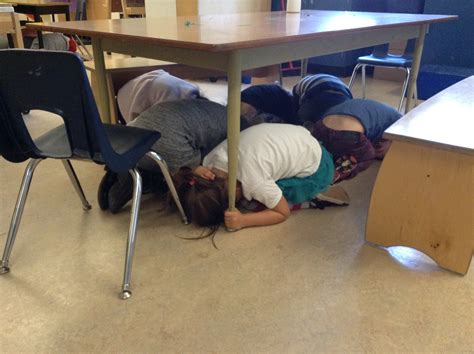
left=224, top=196, right=290, bottom=230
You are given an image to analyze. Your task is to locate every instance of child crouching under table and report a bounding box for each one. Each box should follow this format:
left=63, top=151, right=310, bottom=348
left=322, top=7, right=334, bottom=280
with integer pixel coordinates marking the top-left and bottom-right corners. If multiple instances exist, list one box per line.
left=174, top=123, right=349, bottom=231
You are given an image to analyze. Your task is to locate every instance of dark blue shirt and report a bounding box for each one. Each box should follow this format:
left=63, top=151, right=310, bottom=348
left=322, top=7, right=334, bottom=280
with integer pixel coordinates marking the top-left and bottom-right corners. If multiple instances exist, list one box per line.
left=322, top=99, right=402, bottom=141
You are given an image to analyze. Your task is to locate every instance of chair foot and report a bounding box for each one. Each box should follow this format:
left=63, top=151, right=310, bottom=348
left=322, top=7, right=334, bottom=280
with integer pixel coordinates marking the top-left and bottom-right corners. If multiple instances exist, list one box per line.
left=119, top=290, right=132, bottom=300
left=0, top=262, right=10, bottom=274
left=62, top=160, right=92, bottom=210
left=146, top=152, right=189, bottom=224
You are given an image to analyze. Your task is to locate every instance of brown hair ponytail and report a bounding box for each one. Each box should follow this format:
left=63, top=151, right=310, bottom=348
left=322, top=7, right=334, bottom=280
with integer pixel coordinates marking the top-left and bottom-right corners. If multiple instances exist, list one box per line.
left=173, top=166, right=229, bottom=227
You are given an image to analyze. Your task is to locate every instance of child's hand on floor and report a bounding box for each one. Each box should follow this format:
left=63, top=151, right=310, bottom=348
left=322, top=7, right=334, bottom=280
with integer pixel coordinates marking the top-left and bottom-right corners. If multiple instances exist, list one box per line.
left=193, top=166, right=215, bottom=180
left=224, top=209, right=244, bottom=230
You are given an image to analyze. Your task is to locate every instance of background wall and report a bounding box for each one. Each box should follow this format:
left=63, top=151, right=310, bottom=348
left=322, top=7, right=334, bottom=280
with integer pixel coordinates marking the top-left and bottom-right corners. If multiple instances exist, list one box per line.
left=198, top=0, right=270, bottom=15
left=146, top=0, right=271, bottom=17
left=145, top=0, right=176, bottom=17
left=422, top=0, right=474, bottom=68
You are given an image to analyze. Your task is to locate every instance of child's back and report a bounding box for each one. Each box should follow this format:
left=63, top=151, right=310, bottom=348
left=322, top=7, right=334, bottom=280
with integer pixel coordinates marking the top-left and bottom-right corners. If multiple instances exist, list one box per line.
left=203, top=123, right=324, bottom=209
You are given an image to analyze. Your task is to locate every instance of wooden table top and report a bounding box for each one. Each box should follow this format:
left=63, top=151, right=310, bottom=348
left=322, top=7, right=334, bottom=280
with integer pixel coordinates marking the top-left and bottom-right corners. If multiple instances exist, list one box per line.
left=385, top=76, right=474, bottom=155
left=28, top=10, right=456, bottom=52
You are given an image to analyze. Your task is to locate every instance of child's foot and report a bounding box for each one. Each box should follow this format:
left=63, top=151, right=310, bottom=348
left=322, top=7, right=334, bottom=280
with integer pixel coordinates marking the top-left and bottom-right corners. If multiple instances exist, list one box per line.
left=313, top=185, right=350, bottom=207
left=108, top=172, right=133, bottom=214
left=97, top=169, right=118, bottom=210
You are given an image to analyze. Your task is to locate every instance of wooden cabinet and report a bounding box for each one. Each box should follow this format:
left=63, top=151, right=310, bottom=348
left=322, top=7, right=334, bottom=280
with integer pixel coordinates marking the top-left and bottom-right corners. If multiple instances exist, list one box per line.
left=86, top=0, right=111, bottom=19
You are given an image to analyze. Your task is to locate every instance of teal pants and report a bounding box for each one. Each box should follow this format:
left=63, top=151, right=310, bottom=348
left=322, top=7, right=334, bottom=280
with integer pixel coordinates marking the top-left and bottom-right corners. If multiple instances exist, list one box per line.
left=276, top=146, right=334, bottom=205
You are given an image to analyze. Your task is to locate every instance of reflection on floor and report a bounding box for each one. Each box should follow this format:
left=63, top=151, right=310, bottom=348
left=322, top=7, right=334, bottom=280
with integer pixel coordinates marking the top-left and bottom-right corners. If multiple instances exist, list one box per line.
left=0, top=75, right=472, bottom=352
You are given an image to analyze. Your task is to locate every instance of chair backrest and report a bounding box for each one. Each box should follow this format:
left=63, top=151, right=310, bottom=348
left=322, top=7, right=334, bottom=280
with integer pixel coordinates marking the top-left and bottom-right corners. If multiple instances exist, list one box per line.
left=0, top=50, right=123, bottom=169
left=372, top=0, right=425, bottom=57
left=0, top=9, right=24, bottom=48
left=120, top=0, right=145, bottom=18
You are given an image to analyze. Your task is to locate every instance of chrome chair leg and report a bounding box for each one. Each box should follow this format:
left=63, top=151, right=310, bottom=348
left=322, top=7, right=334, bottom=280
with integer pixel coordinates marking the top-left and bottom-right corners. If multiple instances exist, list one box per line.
left=1, top=159, right=42, bottom=274
left=398, top=67, right=411, bottom=113
left=62, top=160, right=91, bottom=210
left=146, top=151, right=189, bottom=225
left=73, top=34, right=93, bottom=61
left=361, top=64, right=367, bottom=99
left=119, top=168, right=143, bottom=300
left=348, top=63, right=362, bottom=89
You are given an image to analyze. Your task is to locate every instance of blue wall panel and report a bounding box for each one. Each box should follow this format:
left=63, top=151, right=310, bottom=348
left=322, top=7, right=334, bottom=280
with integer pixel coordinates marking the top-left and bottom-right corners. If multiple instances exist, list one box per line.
left=422, top=0, right=474, bottom=68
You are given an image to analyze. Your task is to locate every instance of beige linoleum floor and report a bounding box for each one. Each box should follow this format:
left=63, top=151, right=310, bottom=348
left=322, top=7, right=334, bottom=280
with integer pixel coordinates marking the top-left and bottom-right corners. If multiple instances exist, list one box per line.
left=0, top=75, right=472, bottom=353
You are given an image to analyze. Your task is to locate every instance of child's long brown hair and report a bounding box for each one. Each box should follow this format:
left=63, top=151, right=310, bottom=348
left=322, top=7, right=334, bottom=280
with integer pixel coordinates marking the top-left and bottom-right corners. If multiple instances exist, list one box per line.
left=173, top=167, right=229, bottom=228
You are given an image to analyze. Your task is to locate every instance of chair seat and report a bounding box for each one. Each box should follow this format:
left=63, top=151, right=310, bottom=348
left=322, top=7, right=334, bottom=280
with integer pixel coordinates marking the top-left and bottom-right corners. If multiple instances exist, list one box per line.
left=34, top=123, right=160, bottom=166
left=104, top=123, right=160, bottom=156
left=357, top=54, right=413, bottom=68
left=34, top=124, right=75, bottom=158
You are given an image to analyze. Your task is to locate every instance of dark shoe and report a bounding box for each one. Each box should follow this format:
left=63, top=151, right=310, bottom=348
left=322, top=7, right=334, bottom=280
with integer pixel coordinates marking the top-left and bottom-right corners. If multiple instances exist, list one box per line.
left=148, top=172, right=168, bottom=196
left=97, top=169, right=118, bottom=210
left=108, top=172, right=133, bottom=214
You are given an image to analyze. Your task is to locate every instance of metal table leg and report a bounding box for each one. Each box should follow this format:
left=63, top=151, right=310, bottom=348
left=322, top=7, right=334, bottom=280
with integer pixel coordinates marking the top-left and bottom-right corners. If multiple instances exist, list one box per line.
left=405, top=24, right=427, bottom=113
left=92, top=37, right=112, bottom=123
left=226, top=51, right=242, bottom=210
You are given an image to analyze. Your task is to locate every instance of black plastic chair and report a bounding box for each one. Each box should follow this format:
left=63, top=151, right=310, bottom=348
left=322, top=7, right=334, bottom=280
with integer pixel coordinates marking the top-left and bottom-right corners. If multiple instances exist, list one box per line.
left=0, top=49, right=188, bottom=299
left=348, top=0, right=425, bottom=112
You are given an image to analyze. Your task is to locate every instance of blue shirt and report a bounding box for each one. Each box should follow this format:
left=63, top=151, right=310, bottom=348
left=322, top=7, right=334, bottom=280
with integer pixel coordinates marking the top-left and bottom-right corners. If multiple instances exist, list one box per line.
left=322, top=99, right=402, bottom=141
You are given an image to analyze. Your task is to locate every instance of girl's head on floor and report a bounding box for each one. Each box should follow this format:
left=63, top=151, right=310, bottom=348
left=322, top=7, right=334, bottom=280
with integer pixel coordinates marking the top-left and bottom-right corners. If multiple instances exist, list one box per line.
left=174, top=167, right=230, bottom=227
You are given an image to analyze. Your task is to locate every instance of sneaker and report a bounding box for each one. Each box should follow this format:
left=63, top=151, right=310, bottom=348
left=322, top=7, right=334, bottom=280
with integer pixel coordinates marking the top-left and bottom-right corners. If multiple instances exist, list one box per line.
left=108, top=172, right=133, bottom=214
left=313, top=185, right=350, bottom=206
left=149, top=173, right=169, bottom=196
left=140, top=170, right=167, bottom=195
left=97, top=169, right=118, bottom=210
